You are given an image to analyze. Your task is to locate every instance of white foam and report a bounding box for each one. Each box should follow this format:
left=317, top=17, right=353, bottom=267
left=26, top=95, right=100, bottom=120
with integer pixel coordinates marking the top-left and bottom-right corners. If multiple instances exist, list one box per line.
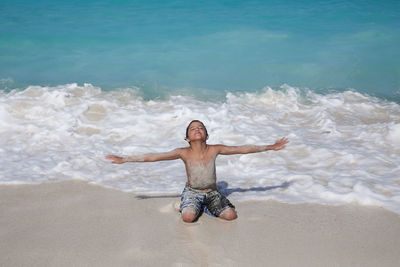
left=386, top=123, right=400, bottom=146
left=1, top=83, right=400, bottom=214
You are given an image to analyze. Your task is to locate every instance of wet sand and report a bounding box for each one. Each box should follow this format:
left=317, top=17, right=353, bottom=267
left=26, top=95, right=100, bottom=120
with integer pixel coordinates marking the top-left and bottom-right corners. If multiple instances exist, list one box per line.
left=1, top=180, right=399, bottom=267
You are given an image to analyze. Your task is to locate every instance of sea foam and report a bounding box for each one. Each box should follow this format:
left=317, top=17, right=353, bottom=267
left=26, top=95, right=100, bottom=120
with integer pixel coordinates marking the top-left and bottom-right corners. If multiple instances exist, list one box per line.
left=1, top=83, right=399, bottom=214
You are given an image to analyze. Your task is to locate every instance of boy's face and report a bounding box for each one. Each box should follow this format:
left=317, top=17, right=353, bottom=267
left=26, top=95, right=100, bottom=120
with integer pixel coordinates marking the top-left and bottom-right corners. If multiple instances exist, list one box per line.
left=186, top=121, right=208, bottom=143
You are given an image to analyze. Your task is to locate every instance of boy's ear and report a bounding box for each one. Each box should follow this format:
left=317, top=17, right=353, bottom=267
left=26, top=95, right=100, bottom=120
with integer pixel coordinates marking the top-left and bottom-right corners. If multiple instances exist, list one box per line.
left=185, top=138, right=191, bottom=143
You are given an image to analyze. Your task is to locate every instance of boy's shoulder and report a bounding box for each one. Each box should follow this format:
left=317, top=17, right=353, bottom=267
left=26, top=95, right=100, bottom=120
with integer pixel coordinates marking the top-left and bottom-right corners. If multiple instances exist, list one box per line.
left=208, top=144, right=226, bottom=150
left=176, top=146, right=190, bottom=154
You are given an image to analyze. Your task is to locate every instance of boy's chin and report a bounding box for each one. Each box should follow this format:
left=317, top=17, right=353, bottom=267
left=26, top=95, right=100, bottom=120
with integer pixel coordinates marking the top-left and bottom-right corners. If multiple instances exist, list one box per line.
left=189, top=138, right=207, bottom=142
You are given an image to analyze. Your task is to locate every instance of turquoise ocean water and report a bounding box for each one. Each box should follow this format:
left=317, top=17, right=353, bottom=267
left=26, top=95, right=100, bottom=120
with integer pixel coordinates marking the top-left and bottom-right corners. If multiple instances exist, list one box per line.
left=1, top=0, right=399, bottom=100
left=1, top=0, right=400, bottom=214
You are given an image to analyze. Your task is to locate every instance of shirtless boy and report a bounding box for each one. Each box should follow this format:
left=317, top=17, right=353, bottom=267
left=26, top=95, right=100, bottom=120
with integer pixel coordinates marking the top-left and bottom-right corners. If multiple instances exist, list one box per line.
left=106, top=120, right=288, bottom=223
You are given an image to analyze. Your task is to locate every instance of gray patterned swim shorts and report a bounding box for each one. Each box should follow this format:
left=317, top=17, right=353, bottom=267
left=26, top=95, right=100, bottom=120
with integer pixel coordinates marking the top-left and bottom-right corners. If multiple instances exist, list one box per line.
left=179, top=187, right=235, bottom=217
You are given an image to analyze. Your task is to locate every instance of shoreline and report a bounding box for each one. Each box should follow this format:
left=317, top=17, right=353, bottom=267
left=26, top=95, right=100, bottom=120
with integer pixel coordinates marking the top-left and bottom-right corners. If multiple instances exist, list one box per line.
left=1, top=180, right=400, bottom=267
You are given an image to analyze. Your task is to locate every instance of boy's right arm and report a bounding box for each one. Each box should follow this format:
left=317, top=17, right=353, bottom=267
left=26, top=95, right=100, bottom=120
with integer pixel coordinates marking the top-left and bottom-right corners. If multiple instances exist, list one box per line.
left=106, top=148, right=183, bottom=164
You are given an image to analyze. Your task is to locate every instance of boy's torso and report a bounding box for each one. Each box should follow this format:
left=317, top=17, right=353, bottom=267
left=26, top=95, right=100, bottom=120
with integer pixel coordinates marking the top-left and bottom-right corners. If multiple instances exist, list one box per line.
left=180, top=145, right=218, bottom=190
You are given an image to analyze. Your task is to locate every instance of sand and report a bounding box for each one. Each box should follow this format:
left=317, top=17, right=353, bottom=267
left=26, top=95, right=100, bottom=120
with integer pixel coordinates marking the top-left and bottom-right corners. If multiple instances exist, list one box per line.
left=1, top=180, right=400, bottom=267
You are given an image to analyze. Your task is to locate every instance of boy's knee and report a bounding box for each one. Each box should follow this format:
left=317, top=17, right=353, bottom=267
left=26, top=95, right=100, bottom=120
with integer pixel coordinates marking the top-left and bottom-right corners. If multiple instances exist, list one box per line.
left=182, top=212, right=197, bottom=223
left=219, top=208, right=237, bottom=221
left=181, top=207, right=198, bottom=223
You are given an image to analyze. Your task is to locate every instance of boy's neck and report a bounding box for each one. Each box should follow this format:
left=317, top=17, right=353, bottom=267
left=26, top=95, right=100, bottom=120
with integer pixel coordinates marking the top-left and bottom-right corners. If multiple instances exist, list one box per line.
left=189, top=140, right=208, bottom=151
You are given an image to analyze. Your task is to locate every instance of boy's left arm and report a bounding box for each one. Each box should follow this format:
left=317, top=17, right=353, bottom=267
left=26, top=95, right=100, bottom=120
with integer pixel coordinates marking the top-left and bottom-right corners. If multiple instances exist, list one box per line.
left=216, top=137, right=288, bottom=155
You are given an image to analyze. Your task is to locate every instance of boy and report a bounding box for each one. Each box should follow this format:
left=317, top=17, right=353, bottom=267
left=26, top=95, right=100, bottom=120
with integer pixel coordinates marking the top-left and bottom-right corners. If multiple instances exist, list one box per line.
left=106, top=120, right=288, bottom=223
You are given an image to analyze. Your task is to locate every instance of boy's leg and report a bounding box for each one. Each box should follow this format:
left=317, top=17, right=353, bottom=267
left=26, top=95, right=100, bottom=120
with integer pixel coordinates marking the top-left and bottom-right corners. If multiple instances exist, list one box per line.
left=181, top=206, right=199, bottom=223
left=204, top=191, right=237, bottom=221
left=179, top=188, right=204, bottom=223
left=218, top=207, right=237, bottom=221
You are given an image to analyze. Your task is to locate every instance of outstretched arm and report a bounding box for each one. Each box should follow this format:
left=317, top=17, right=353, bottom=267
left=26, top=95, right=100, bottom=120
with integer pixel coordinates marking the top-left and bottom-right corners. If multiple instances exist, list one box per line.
left=106, top=148, right=182, bottom=164
left=216, top=137, right=288, bottom=155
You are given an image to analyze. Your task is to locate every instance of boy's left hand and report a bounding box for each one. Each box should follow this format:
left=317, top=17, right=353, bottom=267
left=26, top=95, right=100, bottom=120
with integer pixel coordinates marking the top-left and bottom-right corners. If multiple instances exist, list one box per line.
left=106, top=155, right=125, bottom=164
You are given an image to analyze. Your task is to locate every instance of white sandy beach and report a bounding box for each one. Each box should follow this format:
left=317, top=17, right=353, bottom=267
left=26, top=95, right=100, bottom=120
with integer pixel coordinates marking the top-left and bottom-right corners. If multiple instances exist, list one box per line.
left=1, top=180, right=400, bottom=267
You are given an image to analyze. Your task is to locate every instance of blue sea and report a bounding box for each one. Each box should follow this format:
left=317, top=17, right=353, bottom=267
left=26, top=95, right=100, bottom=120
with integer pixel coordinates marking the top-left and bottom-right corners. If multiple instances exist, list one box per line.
left=1, top=0, right=400, bottom=214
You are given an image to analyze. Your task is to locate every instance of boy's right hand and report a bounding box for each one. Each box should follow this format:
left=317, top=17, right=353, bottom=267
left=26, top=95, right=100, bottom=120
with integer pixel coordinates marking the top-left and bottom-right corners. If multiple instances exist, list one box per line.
left=269, top=137, right=289, bottom=151
left=106, top=155, right=125, bottom=164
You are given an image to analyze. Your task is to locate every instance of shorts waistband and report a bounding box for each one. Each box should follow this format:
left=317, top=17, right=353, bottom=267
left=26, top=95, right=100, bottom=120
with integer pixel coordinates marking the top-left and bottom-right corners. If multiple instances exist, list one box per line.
left=184, top=186, right=214, bottom=194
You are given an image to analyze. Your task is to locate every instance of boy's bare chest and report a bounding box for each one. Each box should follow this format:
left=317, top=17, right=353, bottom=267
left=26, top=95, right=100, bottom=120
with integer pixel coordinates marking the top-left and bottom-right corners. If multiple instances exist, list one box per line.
left=183, top=149, right=217, bottom=165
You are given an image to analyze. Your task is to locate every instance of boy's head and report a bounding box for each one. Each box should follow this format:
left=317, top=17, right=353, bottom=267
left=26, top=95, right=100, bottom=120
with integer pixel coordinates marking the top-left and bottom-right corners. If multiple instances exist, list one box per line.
left=185, top=120, right=208, bottom=143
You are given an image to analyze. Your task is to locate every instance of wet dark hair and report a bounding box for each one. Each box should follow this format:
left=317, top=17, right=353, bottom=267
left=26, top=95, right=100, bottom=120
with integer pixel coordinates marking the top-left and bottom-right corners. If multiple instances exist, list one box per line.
left=185, top=120, right=208, bottom=139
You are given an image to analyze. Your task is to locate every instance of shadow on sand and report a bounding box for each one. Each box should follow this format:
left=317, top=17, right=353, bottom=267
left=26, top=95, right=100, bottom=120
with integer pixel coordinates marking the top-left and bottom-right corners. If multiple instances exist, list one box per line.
left=216, top=180, right=291, bottom=197
left=135, top=194, right=181, bottom=200
left=135, top=180, right=291, bottom=199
